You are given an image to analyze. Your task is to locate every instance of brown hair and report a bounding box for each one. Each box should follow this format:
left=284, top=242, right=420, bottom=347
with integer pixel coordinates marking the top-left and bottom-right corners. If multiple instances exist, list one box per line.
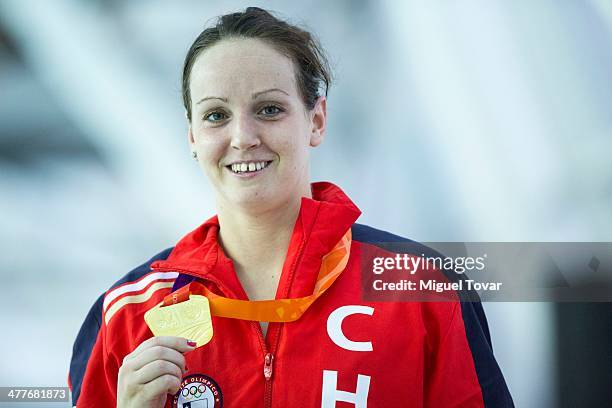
left=182, top=7, right=332, bottom=121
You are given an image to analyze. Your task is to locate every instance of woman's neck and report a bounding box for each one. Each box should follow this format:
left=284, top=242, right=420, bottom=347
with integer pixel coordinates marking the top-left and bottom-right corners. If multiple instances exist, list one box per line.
left=216, top=190, right=310, bottom=290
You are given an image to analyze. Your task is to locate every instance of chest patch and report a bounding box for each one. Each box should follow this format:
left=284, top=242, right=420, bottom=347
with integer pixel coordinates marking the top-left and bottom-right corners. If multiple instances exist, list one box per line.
left=173, top=374, right=223, bottom=408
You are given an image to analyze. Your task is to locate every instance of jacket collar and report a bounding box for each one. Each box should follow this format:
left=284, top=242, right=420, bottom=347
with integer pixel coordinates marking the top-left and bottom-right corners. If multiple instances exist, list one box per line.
left=151, top=181, right=361, bottom=299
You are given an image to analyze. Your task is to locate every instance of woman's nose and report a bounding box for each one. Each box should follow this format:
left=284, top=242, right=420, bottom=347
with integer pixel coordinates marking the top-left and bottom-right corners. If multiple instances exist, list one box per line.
left=230, top=114, right=261, bottom=150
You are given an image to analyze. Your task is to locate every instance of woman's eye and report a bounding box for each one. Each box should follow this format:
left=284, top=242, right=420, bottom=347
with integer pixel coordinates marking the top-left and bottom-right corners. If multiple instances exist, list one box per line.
left=259, top=105, right=283, bottom=117
left=204, top=111, right=227, bottom=123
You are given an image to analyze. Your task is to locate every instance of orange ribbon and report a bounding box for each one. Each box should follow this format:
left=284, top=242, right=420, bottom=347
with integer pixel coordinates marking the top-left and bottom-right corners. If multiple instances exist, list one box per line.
left=162, top=229, right=352, bottom=322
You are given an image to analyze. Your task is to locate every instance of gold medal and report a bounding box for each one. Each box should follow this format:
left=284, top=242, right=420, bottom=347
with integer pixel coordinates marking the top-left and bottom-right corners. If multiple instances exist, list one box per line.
left=144, top=295, right=213, bottom=347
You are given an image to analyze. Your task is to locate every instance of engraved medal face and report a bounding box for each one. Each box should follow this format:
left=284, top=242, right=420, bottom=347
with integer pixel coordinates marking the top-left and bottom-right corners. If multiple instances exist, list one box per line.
left=144, top=295, right=213, bottom=347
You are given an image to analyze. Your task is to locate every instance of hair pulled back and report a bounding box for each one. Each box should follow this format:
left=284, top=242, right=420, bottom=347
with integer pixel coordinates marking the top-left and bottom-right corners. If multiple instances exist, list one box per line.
left=182, top=7, right=332, bottom=121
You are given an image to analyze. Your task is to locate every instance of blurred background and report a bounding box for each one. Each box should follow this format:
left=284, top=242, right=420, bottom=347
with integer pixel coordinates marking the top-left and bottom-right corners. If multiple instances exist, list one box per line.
left=1, top=0, right=611, bottom=407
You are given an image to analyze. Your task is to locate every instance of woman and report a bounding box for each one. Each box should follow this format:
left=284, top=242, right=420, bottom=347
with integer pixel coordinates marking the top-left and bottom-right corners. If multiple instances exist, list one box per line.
left=69, top=7, right=513, bottom=408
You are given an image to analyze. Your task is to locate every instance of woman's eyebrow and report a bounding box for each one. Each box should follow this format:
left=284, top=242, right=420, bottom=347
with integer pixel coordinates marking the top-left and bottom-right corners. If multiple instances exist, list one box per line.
left=252, top=88, right=289, bottom=99
left=196, top=96, right=228, bottom=105
left=196, top=88, right=288, bottom=105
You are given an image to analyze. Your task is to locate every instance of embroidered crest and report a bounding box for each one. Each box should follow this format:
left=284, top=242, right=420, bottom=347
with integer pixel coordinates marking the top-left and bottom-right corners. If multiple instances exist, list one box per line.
left=173, top=374, right=223, bottom=408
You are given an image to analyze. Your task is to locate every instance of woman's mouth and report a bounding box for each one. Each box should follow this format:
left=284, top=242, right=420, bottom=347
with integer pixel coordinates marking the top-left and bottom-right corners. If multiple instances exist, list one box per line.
left=226, top=160, right=273, bottom=176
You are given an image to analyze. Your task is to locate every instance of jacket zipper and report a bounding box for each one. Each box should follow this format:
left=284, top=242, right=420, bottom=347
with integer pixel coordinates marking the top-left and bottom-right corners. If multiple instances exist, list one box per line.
left=153, top=266, right=280, bottom=408
left=263, top=352, right=274, bottom=407
left=261, top=233, right=305, bottom=408
left=254, top=317, right=277, bottom=408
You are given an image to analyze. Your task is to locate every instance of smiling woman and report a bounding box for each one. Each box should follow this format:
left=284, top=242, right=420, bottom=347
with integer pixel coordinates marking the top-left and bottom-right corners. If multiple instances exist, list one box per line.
left=69, top=7, right=513, bottom=408
left=187, top=37, right=324, bottom=214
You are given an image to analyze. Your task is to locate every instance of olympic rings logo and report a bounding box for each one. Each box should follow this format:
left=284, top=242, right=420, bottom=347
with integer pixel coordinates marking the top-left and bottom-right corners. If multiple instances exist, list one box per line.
left=181, top=384, right=206, bottom=399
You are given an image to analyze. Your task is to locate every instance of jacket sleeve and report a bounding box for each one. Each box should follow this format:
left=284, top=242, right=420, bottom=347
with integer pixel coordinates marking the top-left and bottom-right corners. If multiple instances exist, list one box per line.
left=68, top=293, right=120, bottom=407
left=424, top=301, right=515, bottom=407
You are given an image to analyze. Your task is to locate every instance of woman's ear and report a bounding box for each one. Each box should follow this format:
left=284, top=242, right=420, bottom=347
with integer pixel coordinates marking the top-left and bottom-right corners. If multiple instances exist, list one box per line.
left=188, top=126, right=195, bottom=145
left=188, top=126, right=198, bottom=160
left=309, top=96, right=327, bottom=147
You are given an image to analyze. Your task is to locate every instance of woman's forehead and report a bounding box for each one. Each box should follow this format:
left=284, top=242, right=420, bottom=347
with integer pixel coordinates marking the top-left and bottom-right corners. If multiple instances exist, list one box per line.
left=190, top=38, right=298, bottom=100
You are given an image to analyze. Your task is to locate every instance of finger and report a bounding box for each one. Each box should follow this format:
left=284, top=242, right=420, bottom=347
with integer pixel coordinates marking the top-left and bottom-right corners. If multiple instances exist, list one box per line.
left=130, top=346, right=186, bottom=373
left=142, top=374, right=182, bottom=401
left=136, top=359, right=184, bottom=384
left=127, top=336, right=195, bottom=361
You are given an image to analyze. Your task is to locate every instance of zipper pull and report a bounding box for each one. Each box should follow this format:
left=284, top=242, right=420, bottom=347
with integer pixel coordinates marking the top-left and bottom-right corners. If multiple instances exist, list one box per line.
left=263, top=353, right=274, bottom=380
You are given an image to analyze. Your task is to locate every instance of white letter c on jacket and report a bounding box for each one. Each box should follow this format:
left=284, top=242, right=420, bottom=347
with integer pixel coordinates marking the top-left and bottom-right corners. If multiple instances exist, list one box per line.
left=326, top=305, right=374, bottom=352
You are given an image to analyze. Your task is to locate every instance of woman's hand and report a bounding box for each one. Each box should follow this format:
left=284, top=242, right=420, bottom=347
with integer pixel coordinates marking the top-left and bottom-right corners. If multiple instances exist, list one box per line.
left=117, top=336, right=195, bottom=408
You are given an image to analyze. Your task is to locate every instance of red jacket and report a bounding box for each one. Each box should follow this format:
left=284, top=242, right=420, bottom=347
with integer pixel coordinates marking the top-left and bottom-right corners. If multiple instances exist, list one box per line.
left=69, top=182, right=513, bottom=407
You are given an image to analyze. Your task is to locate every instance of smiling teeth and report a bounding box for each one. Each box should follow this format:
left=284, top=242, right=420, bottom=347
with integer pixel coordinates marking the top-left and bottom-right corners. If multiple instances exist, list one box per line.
left=230, top=161, right=270, bottom=173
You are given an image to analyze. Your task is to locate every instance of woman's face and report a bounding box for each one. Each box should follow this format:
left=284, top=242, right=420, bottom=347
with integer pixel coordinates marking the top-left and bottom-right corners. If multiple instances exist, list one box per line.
left=188, top=38, right=326, bottom=214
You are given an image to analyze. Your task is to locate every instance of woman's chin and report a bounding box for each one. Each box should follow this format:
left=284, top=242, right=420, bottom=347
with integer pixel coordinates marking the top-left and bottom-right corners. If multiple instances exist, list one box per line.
left=224, top=189, right=279, bottom=213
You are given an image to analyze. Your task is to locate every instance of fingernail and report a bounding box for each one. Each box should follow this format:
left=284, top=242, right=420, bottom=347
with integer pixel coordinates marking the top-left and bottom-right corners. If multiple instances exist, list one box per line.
left=187, top=340, right=197, bottom=347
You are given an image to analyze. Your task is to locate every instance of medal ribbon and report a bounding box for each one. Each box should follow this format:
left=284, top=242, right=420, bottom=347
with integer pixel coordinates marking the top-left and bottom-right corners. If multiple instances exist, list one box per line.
left=161, top=229, right=352, bottom=322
